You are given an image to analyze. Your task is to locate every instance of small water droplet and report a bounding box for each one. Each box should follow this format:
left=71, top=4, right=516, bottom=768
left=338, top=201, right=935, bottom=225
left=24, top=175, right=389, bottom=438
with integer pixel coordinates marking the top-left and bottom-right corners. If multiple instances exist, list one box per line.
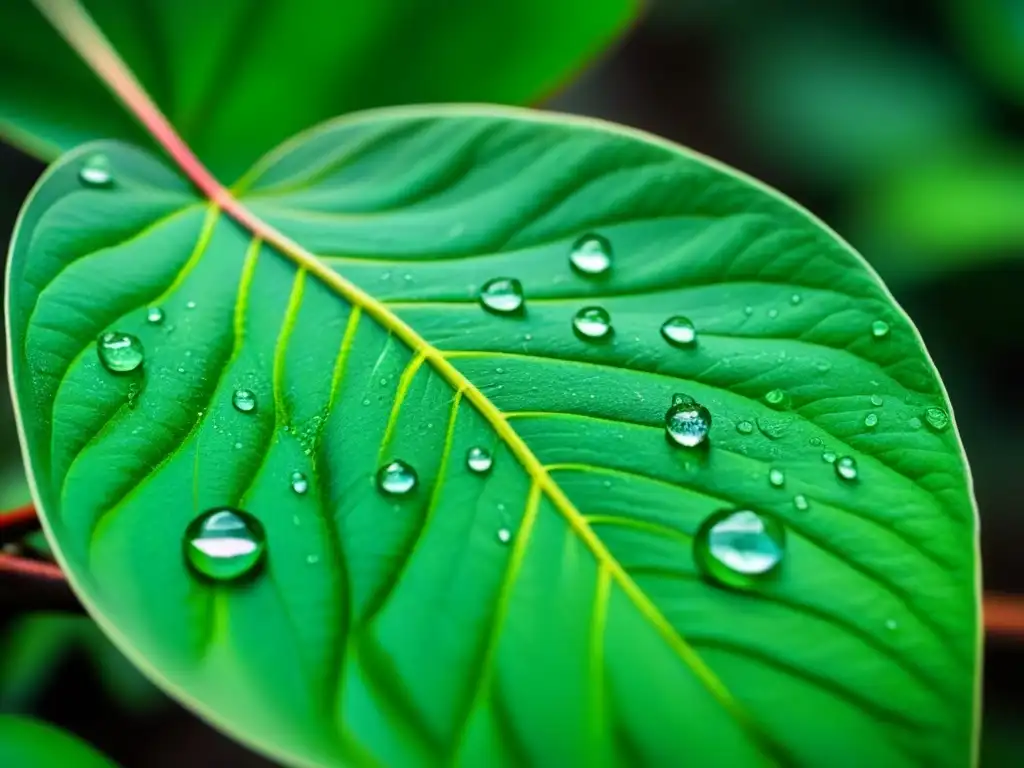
left=822, top=451, right=837, bottom=464
left=569, top=234, right=612, bottom=276
left=736, top=420, right=754, bottom=435
left=743, top=306, right=754, bottom=317
left=290, top=471, right=308, bottom=495
left=768, top=468, right=785, bottom=488
left=186, top=300, right=197, bottom=310
left=764, top=388, right=790, bottom=409
left=184, top=508, right=265, bottom=583
left=79, top=154, right=113, bottom=187
left=793, top=494, right=810, bottom=512
left=923, top=406, right=950, bottom=433
left=864, top=413, right=879, bottom=429
left=835, top=455, right=858, bottom=482
left=871, top=320, right=890, bottom=339
left=97, top=332, right=144, bottom=373
left=660, top=316, right=697, bottom=348
left=479, top=278, right=525, bottom=315
left=694, top=509, right=785, bottom=589
left=146, top=306, right=164, bottom=324
left=377, top=460, right=418, bottom=496
left=466, top=446, right=493, bottom=474
left=573, top=306, right=613, bottom=340
left=496, top=527, right=512, bottom=544
left=665, top=394, right=711, bottom=448
left=885, top=618, right=898, bottom=631
left=234, top=442, right=243, bottom=450
left=232, top=388, right=256, bottom=413
left=809, top=437, right=823, bottom=447
left=908, top=416, right=923, bottom=430
left=790, top=294, right=802, bottom=305
left=756, top=416, right=789, bottom=440
left=767, top=308, right=779, bottom=319
left=362, top=398, right=371, bottom=406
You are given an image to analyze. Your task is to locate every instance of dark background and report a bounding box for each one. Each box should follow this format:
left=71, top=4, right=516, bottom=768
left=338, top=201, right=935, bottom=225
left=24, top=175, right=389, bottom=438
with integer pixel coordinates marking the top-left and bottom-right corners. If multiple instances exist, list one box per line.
left=2, top=0, right=1021, bottom=765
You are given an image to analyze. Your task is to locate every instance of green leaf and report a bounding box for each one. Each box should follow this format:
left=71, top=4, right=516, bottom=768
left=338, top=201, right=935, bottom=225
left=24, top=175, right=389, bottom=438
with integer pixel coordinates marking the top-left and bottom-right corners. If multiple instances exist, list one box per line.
left=0, top=0, right=635, bottom=180
left=0, top=715, right=117, bottom=767
left=7, top=106, right=979, bottom=766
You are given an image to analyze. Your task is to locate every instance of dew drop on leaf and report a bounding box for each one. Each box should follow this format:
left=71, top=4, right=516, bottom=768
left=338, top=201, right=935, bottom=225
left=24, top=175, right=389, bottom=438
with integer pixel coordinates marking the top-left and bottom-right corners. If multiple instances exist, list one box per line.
left=78, top=154, right=113, bottom=187
left=466, top=446, right=493, bottom=474
left=186, top=300, right=197, bottom=310
left=908, top=416, right=923, bottom=430
left=572, top=306, right=613, bottom=340
left=146, top=306, right=164, bottom=324
left=790, top=293, right=802, bottom=305
left=835, top=455, right=859, bottom=482
left=768, top=468, right=785, bottom=488
left=763, top=388, right=790, bottom=409
left=743, top=305, right=754, bottom=317
left=660, top=316, right=697, bottom=348
left=479, top=277, right=524, bottom=315
left=885, top=619, right=899, bottom=631
left=290, top=471, right=308, bottom=495
left=693, top=509, right=785, bottom=589
left=735, top=420, right=754, bottom=435
left=377, top=460, right=418, bottom=496
left=864, top=413, right=879, bottom=429
left=232, top=388, right=256, bottom=413
left=496, top=527, right=513, bottom=544
left=664, top=394, right=711, bottom=448
left=756, top=415, right=789, bottom=440
left=568, top=234, right=612, bottom=276
left=822, top=451, right=837, bottom=464
left=768, top=308, right=779, bottom=319
left=923, top=406, right=950, bottom=433
left=97, top=332, right=144, bottom=373
left=871, top=320, right=890, bottom=339
left=870, top=394, right=884, bottom=407
left=184, top=508, right=265, bottom=583
left=793, top=494, right=810, bottom=512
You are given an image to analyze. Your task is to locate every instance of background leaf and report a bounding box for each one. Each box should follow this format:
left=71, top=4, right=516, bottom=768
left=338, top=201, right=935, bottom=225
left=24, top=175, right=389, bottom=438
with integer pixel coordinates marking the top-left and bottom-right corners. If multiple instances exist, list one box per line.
left=0, top=0, right=636, bottom=179
left=8, top=107, right=978, bottom=766
left=0, top=714, right=117, bottom=767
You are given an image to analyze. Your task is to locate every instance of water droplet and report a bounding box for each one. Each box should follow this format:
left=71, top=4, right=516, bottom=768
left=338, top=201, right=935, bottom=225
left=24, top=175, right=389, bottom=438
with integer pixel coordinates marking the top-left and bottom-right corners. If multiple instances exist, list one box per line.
left=764, top=388, right=790, bottom=409
left=822, top=451, right=837, bottom=464
left=79, top=154, right=113, bottom=187
left=232, top=388, right=256, bottom=413
left=479, top=278, right=525, bottom=315
left=377, top=460, right=418, bottom=496
left=768, top=468, right=785, bottom=488
left=870, top=394, right=884, bottom=407
left=234, top=442, right=243, bottom=450
left=736, top=420, right=754, bottom=435
left=306, top=554, right=320, bottom=565
left=186, top=300, right=197, bottom=310
left=864, top=413, right=879, bottom=429
left=693, top=509, right=785, bottom=589
left=146, top=306, right=164, bottom=324
left=793, top=494, right=810, bottom=512
left=835, top=456, right=858, bottom=482
left=871, top=320, right=890, bottom=339
left=885, top=619, right=898, bottom=631
left=569, top=234, right=612, bottom=276
left=184, top=508, right=265, bottom=583
left=756, top=416, right=789, bottom=440
left=664, top=394, right=711, bottom=448
left=466, top=446, right=493, bottom=474
left=290, top=471, right=308, bottom=495
left=767, top=308, right=779, bottom=319
left=573, top=306, right=613, bottom=340
left=660, top=316, right=697, bottom=348
left=496, top=527, right=512, bottom=544
left=743, top=306, right=754, bottom=317
left=790, top=294, right=802, bottom=305
left=908, top=416, right=923, bottom=430
left=923, top=406, right=950, bottom=433
left=809, top=436, right=823, bottom=447
left=96, top=332, right=144, bottom=373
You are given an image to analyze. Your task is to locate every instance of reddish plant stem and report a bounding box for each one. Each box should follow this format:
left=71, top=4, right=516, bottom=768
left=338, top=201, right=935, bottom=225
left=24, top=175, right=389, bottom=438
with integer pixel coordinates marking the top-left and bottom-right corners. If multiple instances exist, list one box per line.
left=0, top=553, right=64, bottom=580
left=983, top=593, right=1024, bottom=640
left=0, top=502, right=37, bottom=530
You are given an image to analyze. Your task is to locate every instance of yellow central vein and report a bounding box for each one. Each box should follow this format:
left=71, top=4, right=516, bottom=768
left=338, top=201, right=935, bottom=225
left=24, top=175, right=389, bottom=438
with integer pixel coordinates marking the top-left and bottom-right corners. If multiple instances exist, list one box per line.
left=589, top=564, right=611, bottom=758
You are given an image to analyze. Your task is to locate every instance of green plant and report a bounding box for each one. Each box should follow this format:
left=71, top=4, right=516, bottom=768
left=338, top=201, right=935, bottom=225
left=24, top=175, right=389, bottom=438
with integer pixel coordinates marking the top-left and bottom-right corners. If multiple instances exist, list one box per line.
left=0, top=1, right=980, bottom=766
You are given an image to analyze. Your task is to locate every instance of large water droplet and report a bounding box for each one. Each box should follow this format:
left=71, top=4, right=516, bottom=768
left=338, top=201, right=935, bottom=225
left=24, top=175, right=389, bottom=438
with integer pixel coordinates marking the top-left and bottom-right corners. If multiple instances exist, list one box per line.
left=466, top=446, right=493, bottom=474
left=377, top=460, right=418, bottom=496
left=736, top=420, right=754, bottom=435
left=97, top=332, right=144, bottom=373
left=660, top=316, right=697, bottom=348
left=573, top=306, right=613, bottom=340
left=146, top=306, right=164, bottom=324
left=232, top=388, right=256, bottom=413
left=184, top=508, right=265, bottom=583
left=871, top=320, right=890, bottom=339
left=290, top=471, right=309, bottom=495
left=768, top=468, right=785, bottom=488
left=569, top=234, right=612, bottom=276
left=793, top=494, right=810, bottom=512
left=923, top=406, right=950, bottom=433
left=835, top=456, right=858, bottom=482
left=763, top=388, right=790, bottom=409
left=694, top=509, right=786, bottom=589
left=479, top=278, right=524, bottom=315
left=79, top=154, right=113, bottom=187
left=864, top=413, right=879, bottom=429
left=665, top=394, right=711, bottom=448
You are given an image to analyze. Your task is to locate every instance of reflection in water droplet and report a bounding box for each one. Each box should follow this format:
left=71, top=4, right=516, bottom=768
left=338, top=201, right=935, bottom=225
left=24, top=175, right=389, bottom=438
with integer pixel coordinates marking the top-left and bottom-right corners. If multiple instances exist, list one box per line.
left=764, top=388, right=789, bottom=409
left=147, top=307, right=164, bottom=324
left=466, top=446, right=493, bottom=474
left=822, top=451, right=837, bottom=464
left=835, top=456, right=858, bottom=482
left=377, top=460, right=418, bottom=496
left=79, top=154, right=113, bottom=187
left=497, top=527, right=512, bottom=544
left=864, top=413, right=879, bottom=429
left=97, top=332, right=144, bottom=373
left=479, top=278, right=525, bottom=315
left=660, top=316, right=697, bottom=348
left=573, top=306, right=613, bottom=340
left=736, top=420, right=754, bottom=435
left=569, top=234, right=612, bottom=276
left=664, top=394, right=711, bottom=448
left=870, top=394, right=884, bottom=407
left=793, top=494, right=810, bottom=512
left=871, top=320, right=890, bottom=338
left=232, top=388, right=256, bottom=413
left=694, top=509, right=786, bottom=589
left=184, top=508, right=265, bottom=582
left=923, top=406, right=950, bottom=432
left=290, top=471, right=309, bottom=495
left=768, top=468, right=785, bottom=488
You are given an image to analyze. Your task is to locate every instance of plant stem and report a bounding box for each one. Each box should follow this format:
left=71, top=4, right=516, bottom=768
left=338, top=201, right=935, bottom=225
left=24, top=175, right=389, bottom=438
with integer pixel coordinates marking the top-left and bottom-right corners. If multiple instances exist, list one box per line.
left=0, top=503, right=39, bottom=544
left=0, top=553, right=63, bottom=580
